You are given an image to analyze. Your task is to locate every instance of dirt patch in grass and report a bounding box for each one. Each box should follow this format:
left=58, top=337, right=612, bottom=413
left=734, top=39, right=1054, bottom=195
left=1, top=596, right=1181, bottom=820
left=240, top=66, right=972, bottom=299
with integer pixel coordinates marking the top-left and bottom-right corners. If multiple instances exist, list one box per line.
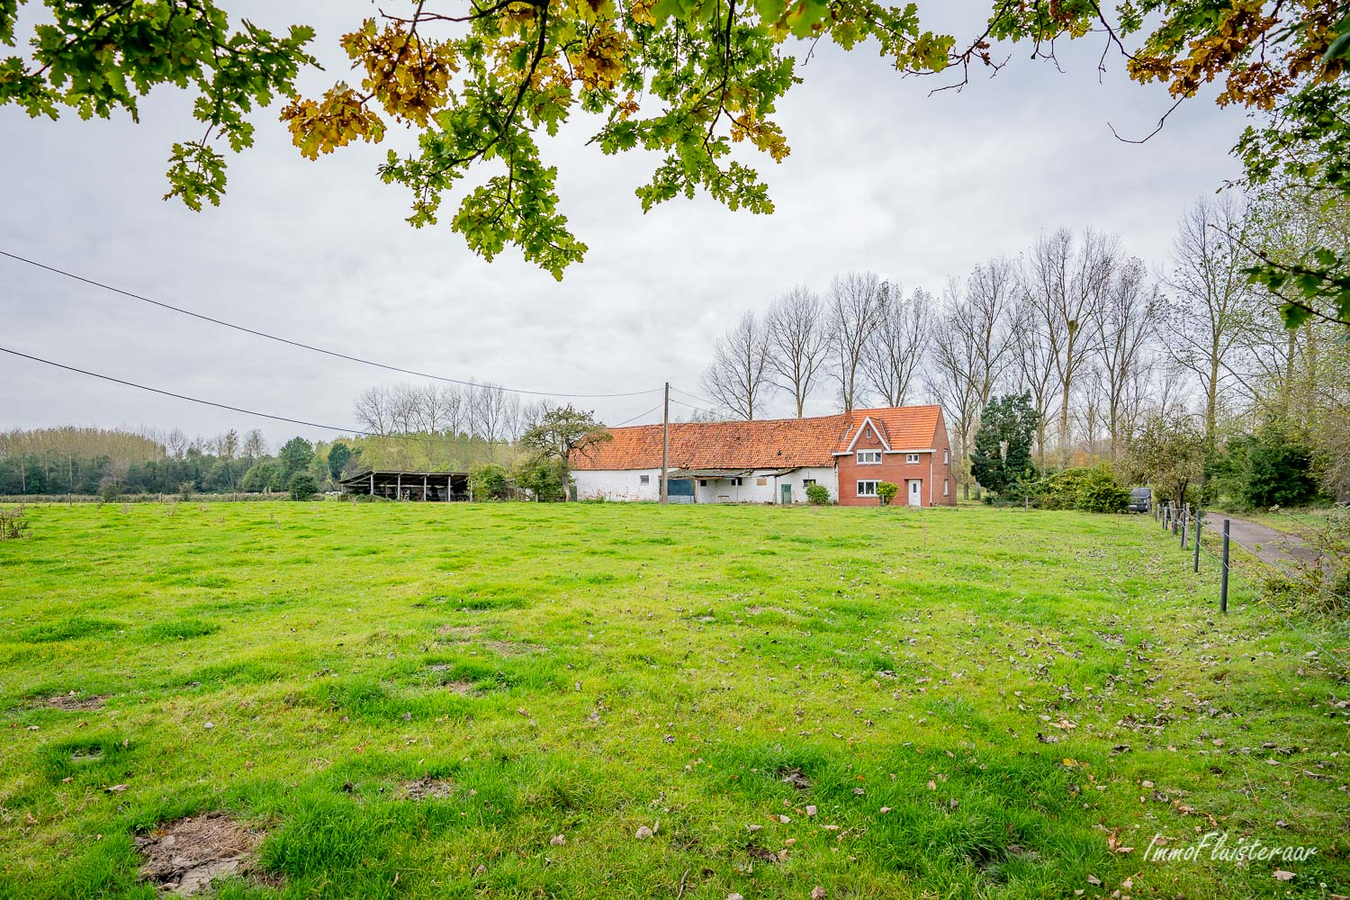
left=136, top=812, right=262, bottom=896
left=45, top=692, right=109, bottom=711
left=403, top=777, right=455, bottom=800
left=425, top=668, right=477, bottom=695
left=481, top=640, right=540, bottom=656
left=435, top=625, right=482, bottom=638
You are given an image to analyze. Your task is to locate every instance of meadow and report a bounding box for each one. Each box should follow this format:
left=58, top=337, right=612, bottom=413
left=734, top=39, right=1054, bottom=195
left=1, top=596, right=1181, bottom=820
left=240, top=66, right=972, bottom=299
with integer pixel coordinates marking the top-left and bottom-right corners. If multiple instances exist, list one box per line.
left=0, top=501, right=1346, bottom=899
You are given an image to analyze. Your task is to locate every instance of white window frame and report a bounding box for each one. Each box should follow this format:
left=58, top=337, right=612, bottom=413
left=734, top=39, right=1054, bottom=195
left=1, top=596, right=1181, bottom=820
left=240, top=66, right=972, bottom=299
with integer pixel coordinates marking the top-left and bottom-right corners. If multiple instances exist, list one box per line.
left=943, top=448, right=949, bottom=464
left=856, top=480, right=879, bottom=497
left=906, top=453, right=920, bottom=464
left=856, top=450, right=882, bottom=465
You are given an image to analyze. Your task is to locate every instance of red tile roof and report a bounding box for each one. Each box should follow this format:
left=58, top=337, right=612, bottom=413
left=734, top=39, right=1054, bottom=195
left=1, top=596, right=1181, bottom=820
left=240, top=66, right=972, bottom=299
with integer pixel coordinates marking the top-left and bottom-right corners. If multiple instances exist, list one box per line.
left=573, top=406, right=944, bottom=471
left=836, top=405, right=943, bottom=452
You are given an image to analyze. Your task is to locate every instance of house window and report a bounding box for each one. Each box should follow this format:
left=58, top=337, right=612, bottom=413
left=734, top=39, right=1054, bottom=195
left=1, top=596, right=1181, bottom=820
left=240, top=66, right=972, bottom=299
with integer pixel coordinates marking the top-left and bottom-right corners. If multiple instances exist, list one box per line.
left=856, top=480, right=879, bottom=497
left=944, top=478, right=950, bottom=496
left=732, top=477, right=743, bottom=486
left=857, top=450, right=882, bottom=465
left=640, top=474, right=650, bottom=484
left=906, top=453, right=920, bottom=464
left=699, top=479, right=708, bottom=486
left=943, top=448, right=949, bottom=464
left=756, top=477, right=767, bottom=486
left=803, top=478, right=816, bottom=487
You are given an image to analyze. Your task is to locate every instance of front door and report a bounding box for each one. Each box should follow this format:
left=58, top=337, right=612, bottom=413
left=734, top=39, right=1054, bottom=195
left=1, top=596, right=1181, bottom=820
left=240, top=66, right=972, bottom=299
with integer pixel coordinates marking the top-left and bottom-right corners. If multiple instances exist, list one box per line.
left=780, top=483, right=792, bottom=505
left=908, top=479, right=922, bottom=507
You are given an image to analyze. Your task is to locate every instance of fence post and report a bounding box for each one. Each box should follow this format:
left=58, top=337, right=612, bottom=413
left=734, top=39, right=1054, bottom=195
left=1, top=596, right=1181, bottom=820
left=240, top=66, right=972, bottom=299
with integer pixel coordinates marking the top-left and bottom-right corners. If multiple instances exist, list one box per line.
left=1192, top=511, right=1202, bottom=573
left=1180, top=503, right=1188, bottom=548
left=1220, top=519, right=1230, bottom=615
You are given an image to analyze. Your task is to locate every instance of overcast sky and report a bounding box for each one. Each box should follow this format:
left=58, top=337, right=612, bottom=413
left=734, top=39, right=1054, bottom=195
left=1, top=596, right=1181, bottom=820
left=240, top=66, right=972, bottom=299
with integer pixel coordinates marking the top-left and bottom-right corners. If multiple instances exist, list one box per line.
left=0, top=1, right=1250, bottom=447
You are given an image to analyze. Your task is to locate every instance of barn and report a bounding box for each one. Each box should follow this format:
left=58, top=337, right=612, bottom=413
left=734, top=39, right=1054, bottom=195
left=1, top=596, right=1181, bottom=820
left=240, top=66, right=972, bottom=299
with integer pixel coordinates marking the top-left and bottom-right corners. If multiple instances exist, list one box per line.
left=572, top=405, right=955, bottom=506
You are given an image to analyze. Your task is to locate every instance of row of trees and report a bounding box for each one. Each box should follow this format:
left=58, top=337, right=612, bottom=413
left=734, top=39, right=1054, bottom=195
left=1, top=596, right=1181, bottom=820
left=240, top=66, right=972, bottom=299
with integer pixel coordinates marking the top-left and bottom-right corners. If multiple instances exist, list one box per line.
left=701, top=273, right=931, bottom=420
left=0, top=426, right=357, bottom=499
left=353, top=382, right=534, bottom=444
left=701, top=184, right=1349, bottom=504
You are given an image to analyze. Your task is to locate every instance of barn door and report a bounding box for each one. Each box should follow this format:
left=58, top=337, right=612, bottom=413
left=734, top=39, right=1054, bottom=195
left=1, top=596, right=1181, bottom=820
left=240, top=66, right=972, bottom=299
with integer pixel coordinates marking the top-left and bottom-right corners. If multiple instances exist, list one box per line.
left=780, top=483, right=792, bottom=505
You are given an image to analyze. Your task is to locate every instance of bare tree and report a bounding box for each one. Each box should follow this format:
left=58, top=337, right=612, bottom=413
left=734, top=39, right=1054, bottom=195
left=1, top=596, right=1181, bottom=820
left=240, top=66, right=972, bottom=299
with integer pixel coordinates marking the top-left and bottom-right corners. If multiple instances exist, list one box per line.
left=440, top=385, right=467, bottom=436
left=702, top=312, right=776, bottom=420
left=165, top=428, right=189, bottom=459
left=1024, top=228, right=1120, bottom=466
left=1159, top=196, right=1254, bottom=444
left=1011, top=296, right=1057, bottom=469
left=354, top=387, right=393, bottom=436
left=864, top=286, right=932, bottom=406
left=1094, top=256, right=1156, bottom=459
left=766, top=287, right=831, bottom=417
left=827, top=272, right=887, bottom=411
left=469, top=382, right=518, bottom=442
left=241, top=429, right=267, bottom=460
left=928, top=267, right=1017, bottom=498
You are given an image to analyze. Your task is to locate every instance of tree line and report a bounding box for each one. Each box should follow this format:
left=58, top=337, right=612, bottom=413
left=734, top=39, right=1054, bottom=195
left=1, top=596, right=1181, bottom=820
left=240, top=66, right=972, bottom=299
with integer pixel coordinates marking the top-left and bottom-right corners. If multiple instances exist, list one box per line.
left=701, top=185, right=1349, bottom=504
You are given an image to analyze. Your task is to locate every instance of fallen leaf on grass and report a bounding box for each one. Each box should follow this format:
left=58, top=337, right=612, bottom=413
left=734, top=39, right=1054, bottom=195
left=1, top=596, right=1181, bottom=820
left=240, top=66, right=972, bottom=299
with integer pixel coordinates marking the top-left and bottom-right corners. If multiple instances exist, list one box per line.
left=1273, top=870, right=1295, bottom=881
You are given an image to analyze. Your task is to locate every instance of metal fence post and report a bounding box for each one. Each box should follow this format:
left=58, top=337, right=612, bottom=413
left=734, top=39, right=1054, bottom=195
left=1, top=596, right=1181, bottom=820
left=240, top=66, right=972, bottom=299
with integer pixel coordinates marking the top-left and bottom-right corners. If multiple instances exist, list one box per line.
left=1220, top=519, right=1230, bottom=615
left=1192, top=512, right=1201, bottom=573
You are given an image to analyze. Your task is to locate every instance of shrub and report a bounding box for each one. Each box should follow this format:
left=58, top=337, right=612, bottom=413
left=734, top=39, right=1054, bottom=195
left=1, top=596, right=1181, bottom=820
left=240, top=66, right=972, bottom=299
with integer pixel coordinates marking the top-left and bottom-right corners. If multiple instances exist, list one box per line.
left=288, top=472, right=318, bottom=501
left=876, top=481, right=899, bottom=506
left=512, top=454, right=564, bottom=502
left=1024, top=465, right=1129, bottom=513
left=1074, top=466, right=1131, bottom=513
left=469, top=463, right=509, bottom=501
left=805, top=483, right=830, bottom=505
left=1240, top=428, right=1320, bottom=508
left=0, top=506, right=29, bottom=540
left=98, top=477, right=122, bottom=504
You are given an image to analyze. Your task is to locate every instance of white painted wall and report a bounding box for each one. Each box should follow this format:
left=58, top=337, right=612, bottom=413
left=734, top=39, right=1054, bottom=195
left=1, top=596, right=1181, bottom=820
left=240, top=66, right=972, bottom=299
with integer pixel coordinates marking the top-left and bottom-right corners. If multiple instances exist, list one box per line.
left=576, top=466, right=839, bottom=504
left=574, top=468, right=662, bottom=501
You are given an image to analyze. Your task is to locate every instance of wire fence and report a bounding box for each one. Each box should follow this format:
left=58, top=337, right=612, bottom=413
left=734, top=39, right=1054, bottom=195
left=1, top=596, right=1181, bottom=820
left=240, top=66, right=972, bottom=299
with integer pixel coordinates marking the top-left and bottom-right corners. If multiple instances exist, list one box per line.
left=1148, top=500, right=1350, bottom=677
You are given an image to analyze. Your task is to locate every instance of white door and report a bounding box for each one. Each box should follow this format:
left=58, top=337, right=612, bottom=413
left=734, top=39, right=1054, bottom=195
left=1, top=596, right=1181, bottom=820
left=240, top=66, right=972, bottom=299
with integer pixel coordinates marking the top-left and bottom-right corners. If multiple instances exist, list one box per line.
left=908, top=479, right=922, bottom=507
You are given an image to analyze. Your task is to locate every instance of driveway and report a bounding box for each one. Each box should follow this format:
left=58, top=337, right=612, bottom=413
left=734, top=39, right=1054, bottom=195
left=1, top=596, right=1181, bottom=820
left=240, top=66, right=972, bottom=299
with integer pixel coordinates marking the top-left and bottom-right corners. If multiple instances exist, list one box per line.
left=1202, top=513, right=1323, bottom=572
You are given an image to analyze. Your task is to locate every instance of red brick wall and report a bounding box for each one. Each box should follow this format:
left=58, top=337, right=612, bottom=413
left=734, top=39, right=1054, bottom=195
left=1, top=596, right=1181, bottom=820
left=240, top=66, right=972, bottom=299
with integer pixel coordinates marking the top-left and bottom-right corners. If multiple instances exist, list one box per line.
left=835, top=416, right=956, bottom=507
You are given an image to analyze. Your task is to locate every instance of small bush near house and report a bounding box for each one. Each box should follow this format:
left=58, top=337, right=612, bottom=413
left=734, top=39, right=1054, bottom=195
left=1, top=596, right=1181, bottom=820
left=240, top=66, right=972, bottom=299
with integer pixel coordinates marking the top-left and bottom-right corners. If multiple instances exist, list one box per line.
left=1024, top=465, right=1130, bottom=513
left=1074, top=466, right=1132, bottom=513
left=876, top=482, right=899, bottom=506
left=805, top=483, right=830, bottom=505
left=288, top=473, right=318, bottom=501
left=0, top=506, right=29, bottom=540
left=469, top=463, right=509, bottom=501
left=512, top=454, right=564, bottom=502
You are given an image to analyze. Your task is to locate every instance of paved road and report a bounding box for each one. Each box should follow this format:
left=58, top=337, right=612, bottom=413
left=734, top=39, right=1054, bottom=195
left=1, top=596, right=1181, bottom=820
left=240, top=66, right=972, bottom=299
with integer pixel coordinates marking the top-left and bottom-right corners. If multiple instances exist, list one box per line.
left=1202, top=513, right=1322, bottom=572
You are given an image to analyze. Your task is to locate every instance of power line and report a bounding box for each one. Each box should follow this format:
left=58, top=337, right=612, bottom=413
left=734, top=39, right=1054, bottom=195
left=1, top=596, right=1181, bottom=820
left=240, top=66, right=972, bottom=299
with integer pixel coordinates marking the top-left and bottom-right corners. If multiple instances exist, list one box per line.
left=611, top=403, right=664, bottom=427
left=668, top=396, right=723, bottom=419
left=0, top=344, right=372, bottom=435
left=0, top=343, right=675, bottom=451
left=670, top=385, right=718, bottom=408
left=0, top=249, right=663, bottom=400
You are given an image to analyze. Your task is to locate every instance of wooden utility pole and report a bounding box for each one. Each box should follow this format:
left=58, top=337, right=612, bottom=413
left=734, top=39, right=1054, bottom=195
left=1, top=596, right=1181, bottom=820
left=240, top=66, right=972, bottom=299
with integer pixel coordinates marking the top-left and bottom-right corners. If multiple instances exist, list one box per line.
left=661, top=382, right=670, bottom=504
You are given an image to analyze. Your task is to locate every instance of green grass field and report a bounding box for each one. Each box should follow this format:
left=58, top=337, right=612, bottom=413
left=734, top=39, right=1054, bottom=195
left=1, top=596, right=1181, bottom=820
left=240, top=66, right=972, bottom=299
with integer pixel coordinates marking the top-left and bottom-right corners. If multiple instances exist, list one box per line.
left=1, top=502, right=1347, bottom=899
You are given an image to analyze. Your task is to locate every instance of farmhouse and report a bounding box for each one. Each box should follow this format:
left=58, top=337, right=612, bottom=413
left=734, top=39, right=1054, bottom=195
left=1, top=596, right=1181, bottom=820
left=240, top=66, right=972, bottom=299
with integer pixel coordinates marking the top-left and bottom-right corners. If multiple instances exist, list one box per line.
left=573, top=405, right=955, bottom=506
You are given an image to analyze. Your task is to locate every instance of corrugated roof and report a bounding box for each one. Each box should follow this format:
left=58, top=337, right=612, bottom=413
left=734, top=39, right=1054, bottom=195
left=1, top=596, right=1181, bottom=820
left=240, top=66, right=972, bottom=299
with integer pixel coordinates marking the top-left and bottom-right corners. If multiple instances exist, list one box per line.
left=573, top=406, right=943, bottom=471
